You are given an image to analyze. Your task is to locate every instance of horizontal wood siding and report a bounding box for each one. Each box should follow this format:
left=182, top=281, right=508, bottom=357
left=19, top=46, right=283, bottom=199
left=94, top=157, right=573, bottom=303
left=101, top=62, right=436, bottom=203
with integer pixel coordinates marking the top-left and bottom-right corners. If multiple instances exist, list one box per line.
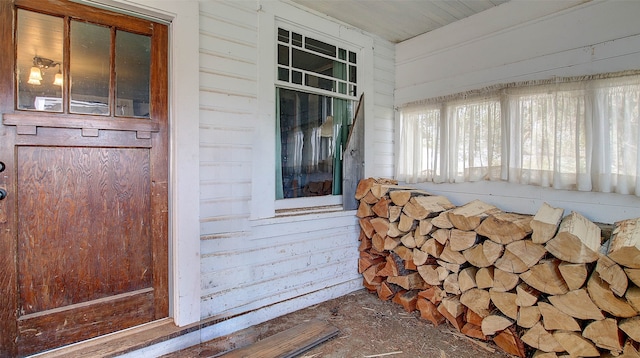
left=197, top=0, right=395, bottom=339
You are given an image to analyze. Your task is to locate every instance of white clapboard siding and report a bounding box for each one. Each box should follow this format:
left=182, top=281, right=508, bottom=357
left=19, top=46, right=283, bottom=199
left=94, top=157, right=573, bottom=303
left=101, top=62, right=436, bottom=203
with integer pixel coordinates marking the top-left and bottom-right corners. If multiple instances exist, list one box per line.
left=196, top=0, right=395, bottom=345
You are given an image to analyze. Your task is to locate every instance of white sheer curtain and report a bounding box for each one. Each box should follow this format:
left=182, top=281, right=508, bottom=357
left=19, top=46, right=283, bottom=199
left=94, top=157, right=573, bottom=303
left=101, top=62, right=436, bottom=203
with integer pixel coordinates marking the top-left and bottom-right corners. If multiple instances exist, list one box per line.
left=396, top=106, right=441, bottom=184
left=396, top=73, right=640, bottom=196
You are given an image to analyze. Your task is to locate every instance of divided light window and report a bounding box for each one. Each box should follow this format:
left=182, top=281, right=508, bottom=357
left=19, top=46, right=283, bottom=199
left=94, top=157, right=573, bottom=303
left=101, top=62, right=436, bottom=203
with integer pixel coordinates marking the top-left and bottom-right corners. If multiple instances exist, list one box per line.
left=275, top=27, right=358, bottom=201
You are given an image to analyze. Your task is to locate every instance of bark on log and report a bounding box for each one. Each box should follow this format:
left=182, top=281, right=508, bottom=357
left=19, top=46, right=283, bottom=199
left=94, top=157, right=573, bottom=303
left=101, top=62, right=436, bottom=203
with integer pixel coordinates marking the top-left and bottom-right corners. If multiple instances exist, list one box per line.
left=475, top=211, right=533, bottom=245
left=448, top=199, right=498, bottom=231
left=545, top=211, right=601, bottom=264
left=608, top=217, right=640, bottom=268
left=531, top=202, right=564, bottom=244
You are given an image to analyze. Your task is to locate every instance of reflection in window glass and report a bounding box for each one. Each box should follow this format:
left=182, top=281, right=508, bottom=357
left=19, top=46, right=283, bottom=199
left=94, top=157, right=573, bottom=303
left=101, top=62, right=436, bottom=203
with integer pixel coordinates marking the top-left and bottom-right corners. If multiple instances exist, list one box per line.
left=16, top=10, right=64, bottom=112
left=115, top=30, right=151, bottom=118
left=70, top=21, right=111, bottom=115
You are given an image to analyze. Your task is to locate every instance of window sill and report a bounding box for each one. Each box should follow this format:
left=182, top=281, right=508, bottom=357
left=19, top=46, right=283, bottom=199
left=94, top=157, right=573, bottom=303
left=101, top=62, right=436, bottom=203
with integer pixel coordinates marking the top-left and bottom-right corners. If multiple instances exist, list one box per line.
left=250, top=204, right=355, bottom=227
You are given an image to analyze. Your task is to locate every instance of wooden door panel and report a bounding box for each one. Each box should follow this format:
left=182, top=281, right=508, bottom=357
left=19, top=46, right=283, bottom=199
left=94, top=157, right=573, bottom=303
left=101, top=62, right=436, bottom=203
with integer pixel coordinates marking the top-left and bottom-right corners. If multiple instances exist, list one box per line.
left=17, top=146, right=152, bottom=314
left=18, top=288, right=155, bottom=357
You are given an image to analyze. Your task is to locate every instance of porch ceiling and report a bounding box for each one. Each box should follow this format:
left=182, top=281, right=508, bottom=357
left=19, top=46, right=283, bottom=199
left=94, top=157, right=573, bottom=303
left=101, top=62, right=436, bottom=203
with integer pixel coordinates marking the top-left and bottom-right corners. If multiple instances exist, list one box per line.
left=289, top=0, right=510, bottom=43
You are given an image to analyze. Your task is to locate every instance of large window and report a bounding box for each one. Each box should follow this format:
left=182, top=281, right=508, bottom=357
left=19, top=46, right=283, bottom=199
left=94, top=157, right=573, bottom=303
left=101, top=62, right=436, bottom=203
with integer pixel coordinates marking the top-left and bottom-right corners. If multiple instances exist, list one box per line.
left=276, top=27, right=357, bottom=200
left=397, top=73, right=640, bottom=196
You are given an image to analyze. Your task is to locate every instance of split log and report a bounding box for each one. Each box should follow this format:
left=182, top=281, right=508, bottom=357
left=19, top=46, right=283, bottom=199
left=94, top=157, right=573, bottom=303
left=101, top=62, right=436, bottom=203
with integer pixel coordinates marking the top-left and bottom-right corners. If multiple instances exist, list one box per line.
left=608, top=217, right=640, bottom=268
left=439, top=244, right=467, bottom=265
left=461, top=323, right=487, bottom=341
left=387, top=222, right=404, bottom=238
left=355, top=177, right=376, bottom=200
left=538, top=302, right=581, bottom=332
left=419, top=286, right=446, bottom=305
left=422, top=238, right=443, bottom=258
left=494, top=250, right=529, bottom=274
left=520, top=259, right=569, bottom=295
left=521, top=321, right=565, bottom=353
left=449, top=229, right=478, bottom=251
left=448, top=199, right=498, bottom=231
left=620, top=316, right=640, bottom=343
left=493, top=326, right=527, bottom=358
left=416, top=297, right=445, bottom=326
left=359, top=218, right=375, bottom=238
left=389, top=190, right=412, bottom=206
left=557, top=262, right=588, bottom=291
left=362, top=261, right=386, bottom=285
left=545, top=211, right=601, bottom=263
left=417, top=265, right=448, bottom=286
left=388, top=206, right=402, bottom=223
left=596, top=255, right=628, bottom=296
left=463, top=240, right=503, bottom=268
left=531, top=202, right=564, bottom=244
left=475, top=211, right=533, bottom=245
left=553, top=331, right=600, bottom=357
left=506, top=240, right=547, bottom=268
left=626, top=285, right=640, bottom=312
left=411, top=195, right=455, bottom=218
left=466, top=307, right=485, bottom=326
left=438, top=297, right=465, bottom=331
left=392, top=290, right=419, bottom=313
left=400, top=232, right=417, bottom=248
left=403, top=199, right=429, bottom=220
left=587, top=271, right=637, bottom=318
left=625, top=268, right=640, bottom=287
left=371, top=198, right=391, bottom=218
left=414, top=231, right=427, bottom=248
left=476, top=267, right=494, bottom=289
left=431, top=228, right=450, bottom=245
left=371, top=233, right=386, bottom=252
left=547, top=289, right=605, bottom=321
left=515, top=283, right=539, bottom=307
left=387, top=272, right=430, bottom=290
left=437, top=260, right=460, bottom=275
left=493, top=268, right=520, bottom=292
left=383, top=236, right=400, bottom=251
left=443, top=273, right=461, bottom=295
left=458, top=267, right=478, bottom=292
left=431, top=211, right=454, bottom=229
left=377, top=280, right=400, bottom=301
left=361, top=191, right=379, bottom=205
left=356, top=201, right=374, bottom=218
left=460, top=288, right=491, bottom=318
left=358, top=254, right=384, bottom=274
left=358, top=235, right=372, bottom=252
left=490, top=289, right=518, bottom=320
left=418, top=218, right=433, bottom=236
left=412, top=248, right=430, bottom=266
left=517, top=305, right=541, bottom=329
left=481, top=315, right=513, bottom=336
left=370, top=183, right=392, bottom=199
left=397, top=213, right=415, bottom=233
left=370, top=217, right=390, bottom=237
left=582, top=318, right=623, bottom=353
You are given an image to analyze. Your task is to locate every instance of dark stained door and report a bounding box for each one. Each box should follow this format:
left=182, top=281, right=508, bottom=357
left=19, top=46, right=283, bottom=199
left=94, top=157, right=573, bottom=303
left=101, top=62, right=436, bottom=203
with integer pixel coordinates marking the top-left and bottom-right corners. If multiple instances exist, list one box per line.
left=0, top=1, right=169, bottom=356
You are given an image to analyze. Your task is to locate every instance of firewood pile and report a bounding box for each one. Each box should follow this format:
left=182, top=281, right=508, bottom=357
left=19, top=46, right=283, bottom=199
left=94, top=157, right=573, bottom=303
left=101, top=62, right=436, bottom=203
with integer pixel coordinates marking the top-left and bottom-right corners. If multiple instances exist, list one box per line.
left=355, top=178, right=640, bottom=357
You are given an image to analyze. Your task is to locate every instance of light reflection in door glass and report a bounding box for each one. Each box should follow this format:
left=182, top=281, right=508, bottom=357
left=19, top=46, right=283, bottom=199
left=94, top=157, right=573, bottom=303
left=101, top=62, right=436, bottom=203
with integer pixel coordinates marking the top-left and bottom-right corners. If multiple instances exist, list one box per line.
left=115, top=31, right=151, bottom=118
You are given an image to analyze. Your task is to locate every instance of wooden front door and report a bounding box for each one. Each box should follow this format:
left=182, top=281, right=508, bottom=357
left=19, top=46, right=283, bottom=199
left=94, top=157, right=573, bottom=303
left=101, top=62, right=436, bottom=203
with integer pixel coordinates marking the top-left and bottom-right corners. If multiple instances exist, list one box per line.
left=0, top=1, right=169, bottom=356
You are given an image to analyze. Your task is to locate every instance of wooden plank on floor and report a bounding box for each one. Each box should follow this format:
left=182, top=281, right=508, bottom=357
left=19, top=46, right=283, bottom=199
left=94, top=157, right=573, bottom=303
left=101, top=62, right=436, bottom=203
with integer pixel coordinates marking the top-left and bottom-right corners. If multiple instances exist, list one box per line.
left=219, top=320, right=339, bottom=358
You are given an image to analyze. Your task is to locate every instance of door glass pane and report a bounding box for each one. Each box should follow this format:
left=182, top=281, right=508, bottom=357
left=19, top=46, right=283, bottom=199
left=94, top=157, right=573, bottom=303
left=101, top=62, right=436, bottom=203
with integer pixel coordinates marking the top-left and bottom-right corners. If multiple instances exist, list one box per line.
left=115, top=30, right=150, bottom=118
left=16, top=10, right=64, bottom=112
left=70, top=21, right=111, bottom=115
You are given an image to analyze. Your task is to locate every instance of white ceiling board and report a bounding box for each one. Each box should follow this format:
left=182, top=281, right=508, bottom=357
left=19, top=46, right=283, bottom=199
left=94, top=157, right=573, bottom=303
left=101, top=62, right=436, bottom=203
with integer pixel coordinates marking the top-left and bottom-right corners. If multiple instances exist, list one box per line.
left=288, top=0, right=510, bottom=43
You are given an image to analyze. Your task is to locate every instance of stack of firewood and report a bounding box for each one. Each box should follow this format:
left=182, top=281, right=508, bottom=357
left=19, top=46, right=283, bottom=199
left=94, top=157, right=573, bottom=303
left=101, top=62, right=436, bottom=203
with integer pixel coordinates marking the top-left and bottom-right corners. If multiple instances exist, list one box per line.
left=356, top=178, right=640, bottom=357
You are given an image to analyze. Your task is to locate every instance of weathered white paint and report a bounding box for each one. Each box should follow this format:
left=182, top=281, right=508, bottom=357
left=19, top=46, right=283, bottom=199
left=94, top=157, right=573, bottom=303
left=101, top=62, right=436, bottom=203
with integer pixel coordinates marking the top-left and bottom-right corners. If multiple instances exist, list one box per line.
left=395, top=0, right=640, bottom=224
